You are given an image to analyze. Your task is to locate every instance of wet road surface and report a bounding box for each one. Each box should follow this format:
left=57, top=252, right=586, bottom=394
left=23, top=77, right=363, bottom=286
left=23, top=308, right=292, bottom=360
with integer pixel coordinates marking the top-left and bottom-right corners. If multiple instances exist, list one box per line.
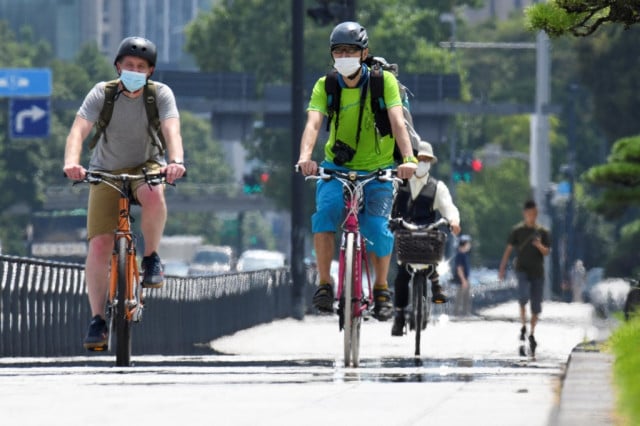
left=0, top=301, right=606, bottom=426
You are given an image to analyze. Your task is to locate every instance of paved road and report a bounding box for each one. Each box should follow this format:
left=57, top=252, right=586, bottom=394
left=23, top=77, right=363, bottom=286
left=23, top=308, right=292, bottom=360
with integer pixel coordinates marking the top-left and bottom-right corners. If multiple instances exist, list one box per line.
left=0, top=301, right=611, bottom=426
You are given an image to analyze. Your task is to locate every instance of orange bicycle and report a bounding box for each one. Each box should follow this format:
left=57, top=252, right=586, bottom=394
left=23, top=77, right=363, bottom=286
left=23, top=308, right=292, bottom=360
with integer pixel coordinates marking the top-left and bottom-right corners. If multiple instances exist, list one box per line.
left=73, top=169, right=169, bottom=366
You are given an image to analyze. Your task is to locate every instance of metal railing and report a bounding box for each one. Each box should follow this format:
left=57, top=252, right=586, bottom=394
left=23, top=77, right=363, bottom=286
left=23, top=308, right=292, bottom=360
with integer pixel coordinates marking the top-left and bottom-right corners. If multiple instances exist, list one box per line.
left=0, top=255, right=317, bottom=357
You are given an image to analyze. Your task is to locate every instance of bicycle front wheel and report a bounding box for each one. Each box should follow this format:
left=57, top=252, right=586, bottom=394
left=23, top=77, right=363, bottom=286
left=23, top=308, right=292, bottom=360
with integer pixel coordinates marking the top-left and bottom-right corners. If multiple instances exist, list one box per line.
left=413, top=272, right=427, bottom=357
left=115, top=237, right=132, bottom=366
left=342, top=232, right=361, bottom=367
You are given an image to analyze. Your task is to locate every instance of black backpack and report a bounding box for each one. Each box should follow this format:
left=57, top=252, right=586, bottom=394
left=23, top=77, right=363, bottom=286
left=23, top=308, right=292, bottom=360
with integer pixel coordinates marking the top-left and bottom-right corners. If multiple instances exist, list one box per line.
left=88, top=79, right=166, bottom=154
left=324, top=55, right=420, bottom=163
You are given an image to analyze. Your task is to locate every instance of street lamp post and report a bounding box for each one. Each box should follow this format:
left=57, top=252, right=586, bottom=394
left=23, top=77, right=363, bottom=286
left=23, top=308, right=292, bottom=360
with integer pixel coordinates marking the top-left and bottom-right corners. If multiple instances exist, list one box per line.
left=291, top=0, right=306, bottom=320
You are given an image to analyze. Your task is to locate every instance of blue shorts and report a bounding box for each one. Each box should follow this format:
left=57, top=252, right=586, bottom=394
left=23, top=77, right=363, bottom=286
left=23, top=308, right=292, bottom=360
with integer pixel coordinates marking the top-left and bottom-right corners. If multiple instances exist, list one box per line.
left=516, top=272, right=543, bottom=314
left=311, top=162, right=394, bottom=257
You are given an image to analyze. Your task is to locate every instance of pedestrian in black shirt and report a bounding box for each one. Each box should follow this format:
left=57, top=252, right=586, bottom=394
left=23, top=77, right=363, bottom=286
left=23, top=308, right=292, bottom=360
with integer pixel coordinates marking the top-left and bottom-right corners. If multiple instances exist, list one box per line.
left=498, top=200, right=551, bottom=357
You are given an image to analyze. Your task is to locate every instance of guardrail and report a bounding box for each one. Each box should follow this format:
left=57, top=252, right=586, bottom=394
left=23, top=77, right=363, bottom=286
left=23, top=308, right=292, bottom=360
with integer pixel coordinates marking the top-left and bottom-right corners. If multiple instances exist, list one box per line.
left=0, top=255, right=316, bottom=357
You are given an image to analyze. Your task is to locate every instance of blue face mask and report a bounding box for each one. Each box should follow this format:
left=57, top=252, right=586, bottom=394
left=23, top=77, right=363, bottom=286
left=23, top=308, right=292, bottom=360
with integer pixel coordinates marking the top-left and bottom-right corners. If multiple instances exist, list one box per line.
left=120, top=70, right=147, bottom=92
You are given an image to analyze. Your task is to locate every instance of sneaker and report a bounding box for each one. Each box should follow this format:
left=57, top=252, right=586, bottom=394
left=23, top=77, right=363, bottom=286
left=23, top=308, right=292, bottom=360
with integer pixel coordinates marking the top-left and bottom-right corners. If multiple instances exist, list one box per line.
left=431, top=283, right=448, bottom=304
left=313, top=283, right=334, bottom=313
left=141, top=252, right=164, bottom=288
left=391, top=310, right=405, bottom=336
left=372, top=288, right=393, bottom=321
left=529, top=335, right=537, bottom=357
left=83, top=315, right=108, bottom=351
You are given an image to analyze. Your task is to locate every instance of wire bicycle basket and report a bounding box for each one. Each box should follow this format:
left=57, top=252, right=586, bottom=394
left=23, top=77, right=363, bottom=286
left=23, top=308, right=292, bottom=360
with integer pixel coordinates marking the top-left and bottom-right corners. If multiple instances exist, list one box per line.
left=394, top=229, right=447, bottom=264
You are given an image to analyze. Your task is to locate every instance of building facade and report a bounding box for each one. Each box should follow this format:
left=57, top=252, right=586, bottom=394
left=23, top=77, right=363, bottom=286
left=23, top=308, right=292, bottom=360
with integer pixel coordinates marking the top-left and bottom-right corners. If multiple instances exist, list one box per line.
left=0, top=0, right=211, bottom=68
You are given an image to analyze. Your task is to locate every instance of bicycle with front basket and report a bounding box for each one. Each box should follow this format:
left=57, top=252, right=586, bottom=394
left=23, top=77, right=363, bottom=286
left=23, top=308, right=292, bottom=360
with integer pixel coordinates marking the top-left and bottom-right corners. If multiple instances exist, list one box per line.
left=390, top=216, right=450, bottom=356
left=72, top=169, right=170, bottom=366
left=302, top=167, right=400, bottom=367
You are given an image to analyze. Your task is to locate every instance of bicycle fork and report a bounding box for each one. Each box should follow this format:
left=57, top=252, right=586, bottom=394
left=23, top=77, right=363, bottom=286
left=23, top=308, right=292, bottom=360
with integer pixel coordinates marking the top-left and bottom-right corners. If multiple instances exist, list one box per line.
left=109, top=234, right=144, bottom=323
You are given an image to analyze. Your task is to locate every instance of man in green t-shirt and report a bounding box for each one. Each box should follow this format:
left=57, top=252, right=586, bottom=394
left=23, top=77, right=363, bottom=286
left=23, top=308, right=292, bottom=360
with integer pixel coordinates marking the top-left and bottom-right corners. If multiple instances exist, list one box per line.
left=498, top=199, right=551, bottom=357
left=297, top=21, right=417, bottom=321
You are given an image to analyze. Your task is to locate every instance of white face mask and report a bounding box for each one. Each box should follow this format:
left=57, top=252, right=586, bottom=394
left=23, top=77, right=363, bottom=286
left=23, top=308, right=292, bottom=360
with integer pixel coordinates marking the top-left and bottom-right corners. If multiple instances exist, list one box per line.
left=334, top=57, right=361, bottom=77
left=416, top=161, right=431, bottom=177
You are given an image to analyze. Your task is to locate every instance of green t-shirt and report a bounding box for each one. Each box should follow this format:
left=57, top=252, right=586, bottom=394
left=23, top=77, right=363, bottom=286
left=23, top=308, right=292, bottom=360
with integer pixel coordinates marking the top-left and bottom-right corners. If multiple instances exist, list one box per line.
left=507, top=222, right=551, bottom=278
left=307, top=68, right=402, bottom=171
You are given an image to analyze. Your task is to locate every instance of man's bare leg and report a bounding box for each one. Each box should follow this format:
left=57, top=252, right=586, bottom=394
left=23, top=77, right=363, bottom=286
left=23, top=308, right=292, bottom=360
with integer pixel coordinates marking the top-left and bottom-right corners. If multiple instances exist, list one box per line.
left=314, top=232, right=335, bottom=285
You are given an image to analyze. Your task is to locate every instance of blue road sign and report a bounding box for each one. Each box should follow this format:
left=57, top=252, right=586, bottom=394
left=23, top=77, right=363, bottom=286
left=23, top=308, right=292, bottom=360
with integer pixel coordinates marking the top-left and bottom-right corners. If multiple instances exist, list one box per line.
left=557, top=180, right=571, bottom=195
left=10, top=98, right=50, bottom=138
left=0, top=68, right=52, bottom=97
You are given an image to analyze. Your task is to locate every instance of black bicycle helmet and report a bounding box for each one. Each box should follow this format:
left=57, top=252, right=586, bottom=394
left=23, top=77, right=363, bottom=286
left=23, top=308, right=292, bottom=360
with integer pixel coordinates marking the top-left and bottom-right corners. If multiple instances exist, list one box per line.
left=329, top=21, right=368, bottom=50
left=114, top=36, right=157, bottom=66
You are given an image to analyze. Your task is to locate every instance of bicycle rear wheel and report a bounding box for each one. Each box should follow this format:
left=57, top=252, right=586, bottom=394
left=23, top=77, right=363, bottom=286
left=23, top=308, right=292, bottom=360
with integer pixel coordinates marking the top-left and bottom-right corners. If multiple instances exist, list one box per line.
left=115, top=237, right=132, bottom=366
left=342, top=232, right=361, bottom=367
left=413, top=272, right=427, bottom=357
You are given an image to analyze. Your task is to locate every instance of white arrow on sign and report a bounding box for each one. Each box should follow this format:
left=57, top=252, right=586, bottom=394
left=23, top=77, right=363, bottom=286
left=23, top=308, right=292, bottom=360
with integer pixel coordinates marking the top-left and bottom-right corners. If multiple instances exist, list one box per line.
left=15, top=104, right=46, bottom=132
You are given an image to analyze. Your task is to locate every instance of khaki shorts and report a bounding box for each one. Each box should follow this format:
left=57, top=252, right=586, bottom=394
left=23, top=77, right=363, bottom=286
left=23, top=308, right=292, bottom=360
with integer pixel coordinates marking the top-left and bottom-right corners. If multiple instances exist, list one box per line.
left=87, top=161, right=163, bottom=240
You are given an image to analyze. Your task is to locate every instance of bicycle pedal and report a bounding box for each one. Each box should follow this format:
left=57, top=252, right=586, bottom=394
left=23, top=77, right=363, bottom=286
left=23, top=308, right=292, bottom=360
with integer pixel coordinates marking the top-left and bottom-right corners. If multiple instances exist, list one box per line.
left=132, top=306, right=144, bottom=322
left=362, top=309, right=371, bottom=321
left=86, top=344, right=107, bottom=352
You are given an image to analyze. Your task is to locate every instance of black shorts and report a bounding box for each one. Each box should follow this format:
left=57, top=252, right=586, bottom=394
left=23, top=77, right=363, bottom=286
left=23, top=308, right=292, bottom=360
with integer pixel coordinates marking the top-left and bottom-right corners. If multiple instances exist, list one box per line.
left=516, top=272, right=543, bottom=314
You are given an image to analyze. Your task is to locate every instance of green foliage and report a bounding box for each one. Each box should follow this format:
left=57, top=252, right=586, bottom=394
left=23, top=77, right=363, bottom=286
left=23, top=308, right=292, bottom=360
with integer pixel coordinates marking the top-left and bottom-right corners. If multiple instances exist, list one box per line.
left=0, top=22, right=52, bottom=67
left=575, top=26, right=640, bottom=143
left=185, top=0, right=292, bottom=91
left=609, top=315, right=640, bottom=425
left=185, top=0, right=463, bottom=91
left=584, top=136, right=640, bottom=215
left=161, top=110, right=235, bottom=245
left=179, top=111, right=232, bottom=185
left=241, top=211, right=277, bottom=250
left=525, top=0, right=639, bottom=37
left=524, top=2, right=584, bottom=37
left=454, top=158, right=530, bottom=266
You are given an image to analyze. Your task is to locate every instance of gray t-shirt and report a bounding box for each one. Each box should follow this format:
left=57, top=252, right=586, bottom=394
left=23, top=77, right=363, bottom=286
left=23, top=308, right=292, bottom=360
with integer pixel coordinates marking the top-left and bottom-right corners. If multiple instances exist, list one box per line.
left=77, top=80, right=179, bottom=171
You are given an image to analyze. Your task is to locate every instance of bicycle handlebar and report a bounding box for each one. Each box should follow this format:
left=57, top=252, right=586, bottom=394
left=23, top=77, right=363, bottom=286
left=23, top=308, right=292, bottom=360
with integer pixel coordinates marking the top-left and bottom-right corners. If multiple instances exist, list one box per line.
left=389, top=216, right=450, bottom=232
left=295, top=165, right=404, bottom=185
left=67, top=169, right=172, bottom=187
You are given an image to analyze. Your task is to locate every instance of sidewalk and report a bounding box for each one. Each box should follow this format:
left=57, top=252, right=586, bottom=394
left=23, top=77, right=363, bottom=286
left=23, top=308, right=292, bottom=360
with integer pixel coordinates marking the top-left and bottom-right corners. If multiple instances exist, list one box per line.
left=477, top=301, right=618, bottom=426
left=550, top=342, right=616, bottom=426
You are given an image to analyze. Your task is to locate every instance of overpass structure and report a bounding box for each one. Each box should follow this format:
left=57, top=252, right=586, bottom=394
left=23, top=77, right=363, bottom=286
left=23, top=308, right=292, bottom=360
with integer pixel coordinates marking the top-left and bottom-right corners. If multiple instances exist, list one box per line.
left=43, top=183, right=275, bottom=213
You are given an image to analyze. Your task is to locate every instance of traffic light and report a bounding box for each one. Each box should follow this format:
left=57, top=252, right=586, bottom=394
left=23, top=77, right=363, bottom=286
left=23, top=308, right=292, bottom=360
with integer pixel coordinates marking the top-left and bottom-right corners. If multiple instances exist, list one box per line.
left=452, top=154, right=482, bottom=183
left=243, top=170, right=270, bottom=194
left=470, top=158, right=483, bottom=173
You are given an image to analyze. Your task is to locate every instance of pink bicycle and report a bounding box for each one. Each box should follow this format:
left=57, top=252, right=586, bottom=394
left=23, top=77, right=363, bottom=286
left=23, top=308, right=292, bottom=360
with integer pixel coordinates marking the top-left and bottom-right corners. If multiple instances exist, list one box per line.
left=304, top=167, right=399, bottom=367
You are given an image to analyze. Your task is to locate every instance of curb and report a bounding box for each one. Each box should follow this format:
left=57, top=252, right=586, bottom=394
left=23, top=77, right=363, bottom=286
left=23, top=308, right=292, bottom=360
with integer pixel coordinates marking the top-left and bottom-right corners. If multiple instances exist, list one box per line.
left=548, top=341, right=615, bottom=426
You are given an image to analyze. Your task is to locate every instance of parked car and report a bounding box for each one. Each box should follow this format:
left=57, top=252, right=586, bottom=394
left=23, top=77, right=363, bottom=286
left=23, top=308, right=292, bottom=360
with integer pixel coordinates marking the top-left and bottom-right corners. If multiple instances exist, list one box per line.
left=236, top=249, right=286, bottom=272
left=588, top=277, right=631, bottom=317
left=188, top=245, right=235, bottom=276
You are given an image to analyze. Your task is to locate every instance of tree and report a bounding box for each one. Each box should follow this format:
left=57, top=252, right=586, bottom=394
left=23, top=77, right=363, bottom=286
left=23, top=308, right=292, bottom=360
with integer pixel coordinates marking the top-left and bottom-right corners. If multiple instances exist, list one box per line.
left=583, top=136, right=640, bottom=216
left=583, top=136, right=640, bottom=276
left=525, top=0, right=640, bottom=37
left=454, top=158, right=530, bottom=266
left=184, top=0, right=479, bottom=90
left=572, top=26, right=640, bottom=143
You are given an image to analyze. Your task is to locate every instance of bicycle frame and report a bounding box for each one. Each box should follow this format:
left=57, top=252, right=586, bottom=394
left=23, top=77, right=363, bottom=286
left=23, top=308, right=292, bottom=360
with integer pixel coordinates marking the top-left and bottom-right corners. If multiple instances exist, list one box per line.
left=335, top=174, right=374, bottom=320
left=108, top=179, right=142, bottom=323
